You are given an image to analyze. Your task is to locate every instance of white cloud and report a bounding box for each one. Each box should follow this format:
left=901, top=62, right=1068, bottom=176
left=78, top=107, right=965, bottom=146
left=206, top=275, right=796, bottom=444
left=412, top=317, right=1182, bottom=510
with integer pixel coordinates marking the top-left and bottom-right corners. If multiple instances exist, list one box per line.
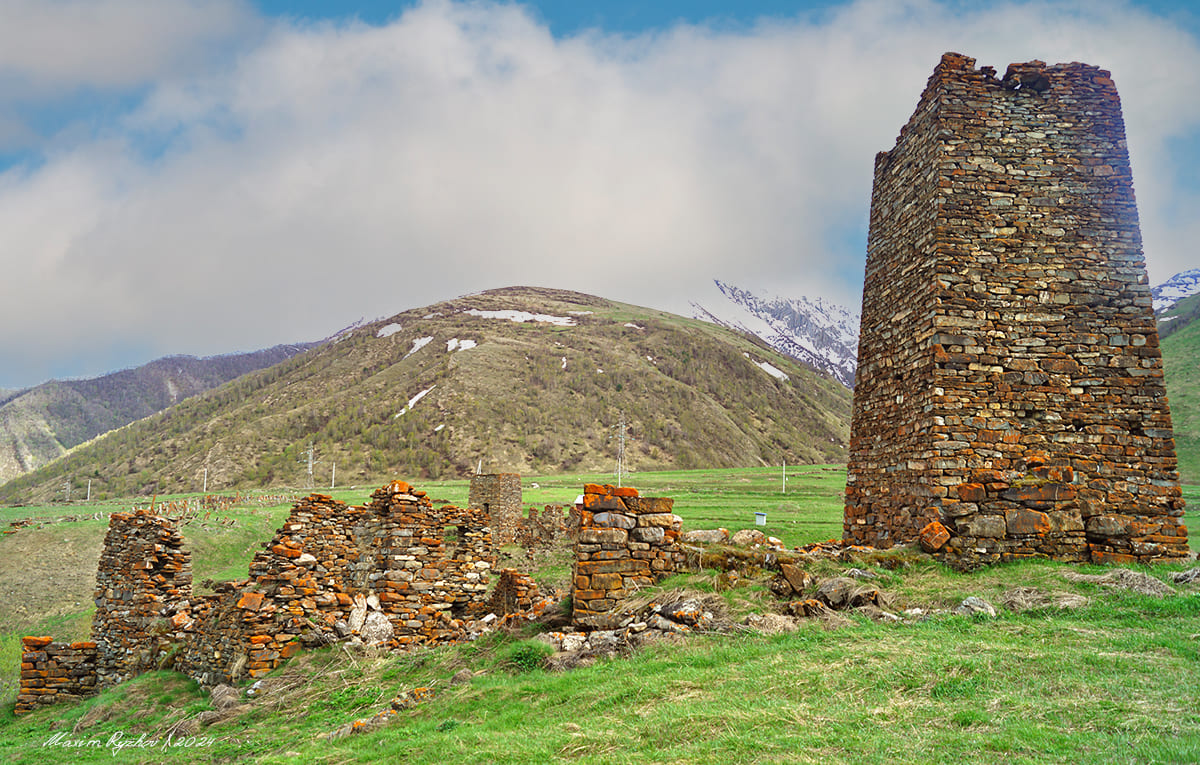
left=0, top=0, right=259, bottom=92
left=0, top=0, right=1197, bottom=388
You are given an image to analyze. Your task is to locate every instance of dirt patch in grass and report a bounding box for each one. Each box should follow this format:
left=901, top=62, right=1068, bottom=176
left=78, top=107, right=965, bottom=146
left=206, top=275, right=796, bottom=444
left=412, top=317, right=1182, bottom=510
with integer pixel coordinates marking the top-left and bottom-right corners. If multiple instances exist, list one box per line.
left=1000, top=587, right=1090, bottom=612
left=1063, top=569, right=1176, bottom=597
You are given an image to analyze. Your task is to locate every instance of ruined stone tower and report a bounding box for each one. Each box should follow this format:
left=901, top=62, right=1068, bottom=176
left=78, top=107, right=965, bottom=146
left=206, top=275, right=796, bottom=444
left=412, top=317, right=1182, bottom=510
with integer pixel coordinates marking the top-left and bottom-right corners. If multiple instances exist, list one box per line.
left=844, top=53, right=1188, bottom=566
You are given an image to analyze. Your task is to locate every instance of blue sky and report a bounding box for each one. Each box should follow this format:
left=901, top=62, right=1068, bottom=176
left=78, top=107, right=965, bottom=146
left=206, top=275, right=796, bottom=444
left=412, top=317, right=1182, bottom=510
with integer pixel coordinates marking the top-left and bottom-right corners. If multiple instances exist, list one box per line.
left=1, top=0, right=1198, bottom=389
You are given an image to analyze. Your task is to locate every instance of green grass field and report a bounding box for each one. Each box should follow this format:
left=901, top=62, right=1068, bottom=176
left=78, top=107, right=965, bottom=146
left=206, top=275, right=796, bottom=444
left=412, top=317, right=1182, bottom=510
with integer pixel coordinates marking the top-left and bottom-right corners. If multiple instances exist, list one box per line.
left=1, top=467, right=1199, bottom=764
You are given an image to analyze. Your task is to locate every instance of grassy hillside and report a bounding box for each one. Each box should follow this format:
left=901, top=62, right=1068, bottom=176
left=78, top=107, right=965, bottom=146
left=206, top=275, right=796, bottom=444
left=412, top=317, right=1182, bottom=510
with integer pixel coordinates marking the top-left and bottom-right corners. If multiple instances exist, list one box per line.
left=1162, top=300, right=1200, bottom=484
left=0, top=288, right=851, bottom=504
left=1159, top=292, right=1200, bottom=341
left=0, top=345, right=315, bottom=487
left=1, top=469, right=1198, bottom=764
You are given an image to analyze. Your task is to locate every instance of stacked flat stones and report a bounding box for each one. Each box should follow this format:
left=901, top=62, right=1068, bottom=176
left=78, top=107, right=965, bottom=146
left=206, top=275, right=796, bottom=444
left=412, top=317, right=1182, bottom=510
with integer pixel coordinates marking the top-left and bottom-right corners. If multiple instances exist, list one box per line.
left=15, top=637, right=98, bottom=715
left=571, top=484, right=685, bottom=628
left=486, top=568, right=548, bottom=617
left=19, top=480, right=498, bottom=711
left=845, top=52, right=1187, bottom=566
left=92, top=509, right=192, bottom=685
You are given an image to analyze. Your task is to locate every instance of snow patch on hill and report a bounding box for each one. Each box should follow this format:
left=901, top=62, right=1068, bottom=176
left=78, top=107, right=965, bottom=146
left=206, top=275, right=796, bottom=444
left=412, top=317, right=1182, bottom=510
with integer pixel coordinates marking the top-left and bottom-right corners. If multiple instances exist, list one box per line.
left=463, top=309, right=575, bottom=326
left=404, top=336, right=433, bottom=359
left=394, top=385, right=436, bottom=418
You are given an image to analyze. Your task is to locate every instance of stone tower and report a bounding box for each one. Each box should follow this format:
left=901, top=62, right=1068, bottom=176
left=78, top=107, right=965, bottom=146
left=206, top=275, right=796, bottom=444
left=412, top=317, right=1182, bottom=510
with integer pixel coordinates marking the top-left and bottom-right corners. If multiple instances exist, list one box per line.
left=843, top=53, right=1187, bottom=566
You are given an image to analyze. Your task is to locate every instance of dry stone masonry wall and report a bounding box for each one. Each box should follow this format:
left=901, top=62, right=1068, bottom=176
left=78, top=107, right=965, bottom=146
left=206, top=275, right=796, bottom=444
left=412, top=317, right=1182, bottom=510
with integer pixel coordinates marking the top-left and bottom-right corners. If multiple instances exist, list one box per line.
left=845, top=52, right=1188, bottom=566
left=17, top=480, right=495, bottom=712
left=469, top=473, right=522, bottom=544
left=92, top=509, right=193, bottom=686
left=572, top=483, right=685, bottom=628
left=15, top=638, right=98, bottom=715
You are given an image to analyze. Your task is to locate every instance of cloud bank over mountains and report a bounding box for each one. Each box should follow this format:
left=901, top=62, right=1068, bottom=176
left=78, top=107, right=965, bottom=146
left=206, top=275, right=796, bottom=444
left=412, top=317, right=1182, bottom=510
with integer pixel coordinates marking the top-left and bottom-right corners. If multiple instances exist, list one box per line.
left=2, top=0, right=1198, bottom=388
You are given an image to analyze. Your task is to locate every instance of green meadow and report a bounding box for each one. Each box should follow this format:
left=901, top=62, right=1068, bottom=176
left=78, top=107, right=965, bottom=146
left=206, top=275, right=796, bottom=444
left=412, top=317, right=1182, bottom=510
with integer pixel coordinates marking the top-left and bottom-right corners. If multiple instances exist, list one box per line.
left=1, top=466, right=1198, bottom=764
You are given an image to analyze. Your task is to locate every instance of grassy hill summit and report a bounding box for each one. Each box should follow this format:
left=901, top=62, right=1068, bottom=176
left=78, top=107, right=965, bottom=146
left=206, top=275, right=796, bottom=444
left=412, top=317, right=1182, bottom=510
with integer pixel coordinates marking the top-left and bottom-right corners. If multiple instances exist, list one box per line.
left=0, top=287, right=851, bottom=504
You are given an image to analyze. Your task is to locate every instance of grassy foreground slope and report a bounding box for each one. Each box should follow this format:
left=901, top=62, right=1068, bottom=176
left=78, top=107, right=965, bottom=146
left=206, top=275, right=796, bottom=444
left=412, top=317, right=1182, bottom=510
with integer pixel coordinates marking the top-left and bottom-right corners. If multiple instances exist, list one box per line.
left=1, top=470, right=1198, bottom=764
left=0, top=288, right=850, bottom=505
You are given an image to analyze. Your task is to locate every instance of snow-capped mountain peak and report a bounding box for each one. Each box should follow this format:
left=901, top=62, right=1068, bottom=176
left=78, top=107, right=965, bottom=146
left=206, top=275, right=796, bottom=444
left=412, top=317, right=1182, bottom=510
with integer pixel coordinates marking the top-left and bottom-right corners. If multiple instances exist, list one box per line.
left=691, top=280, right=859, bottom=387
left=1153, top=268, right=1200, bottom=314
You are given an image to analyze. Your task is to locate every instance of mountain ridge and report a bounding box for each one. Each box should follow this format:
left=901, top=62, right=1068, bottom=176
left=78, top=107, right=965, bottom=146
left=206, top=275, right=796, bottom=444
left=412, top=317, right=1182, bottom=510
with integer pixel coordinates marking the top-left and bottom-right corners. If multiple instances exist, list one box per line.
left=0, top=344, right=317, bottom=487
left=690, top=280, right=859, bottom=387
left=0, top=287, right=852, bottom=503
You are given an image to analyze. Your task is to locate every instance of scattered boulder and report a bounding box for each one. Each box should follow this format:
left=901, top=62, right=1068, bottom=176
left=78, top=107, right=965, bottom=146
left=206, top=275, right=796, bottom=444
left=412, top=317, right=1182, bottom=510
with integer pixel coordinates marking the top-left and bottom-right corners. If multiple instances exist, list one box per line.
left=815, top=577, right=890, bottom=609
left=361, top=611, right=394, bottom=645
left=919, top=521, right=951, bottom=552
left=954, top=596, right=996, bottom=618
left=771, top=563, right=817, bottom=598
left=347, top=594, right=368, bottom=634
left=731, top=529, right=768, bottom=547
left=681, top=529, right=729, bottom=544
left=210, top=684, right=240, bottom=711
left=1171, top=568, right=1200, bottom=584
left=743, top=613, right=800, bottom=635
left=780, top=563, right=814, bottom=592
left=815, top=578, right=856, bottom=608
left=784, top=599, right=836, bottom=618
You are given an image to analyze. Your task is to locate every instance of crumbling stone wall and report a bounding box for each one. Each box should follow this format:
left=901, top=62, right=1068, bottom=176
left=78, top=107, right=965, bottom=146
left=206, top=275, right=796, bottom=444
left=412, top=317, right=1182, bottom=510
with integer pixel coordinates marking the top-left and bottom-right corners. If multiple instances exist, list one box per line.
left=177, top=481, right=494, bottom=685
left=469, top=473, right=522, bottom=544
left=92, top=509, right=193, bottom=686
left=515, top=504, right=568, bottom=549
left=572, top=484, right=685, bottom=628
left=486, top=568, right=545, bottom=617
left=845, top=52, right=1188, bottom=566
left=15, top=638, right=97, bottom=715
left=16, top=480, right=495, bottom=712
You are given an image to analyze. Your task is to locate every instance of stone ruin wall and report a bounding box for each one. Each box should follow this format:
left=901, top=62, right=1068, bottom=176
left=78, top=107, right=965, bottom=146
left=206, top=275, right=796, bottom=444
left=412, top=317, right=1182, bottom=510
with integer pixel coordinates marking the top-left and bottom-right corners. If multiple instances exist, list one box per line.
left=18, top=480, right=494, bottom=712
left=91, top=510, right=194, bottom=686
left=20, top=479, right=695, bottom=714
left=176, top=480, right=495, bottom=685
left=515, top=504, right=569, bottom=549
left=15, top=638, right=97, bottom=715
left=571, top=483, right=685, bottom=629
left=845, top=52, right=1188, bottom=566
left=469, top=473, right=522, bottom=544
